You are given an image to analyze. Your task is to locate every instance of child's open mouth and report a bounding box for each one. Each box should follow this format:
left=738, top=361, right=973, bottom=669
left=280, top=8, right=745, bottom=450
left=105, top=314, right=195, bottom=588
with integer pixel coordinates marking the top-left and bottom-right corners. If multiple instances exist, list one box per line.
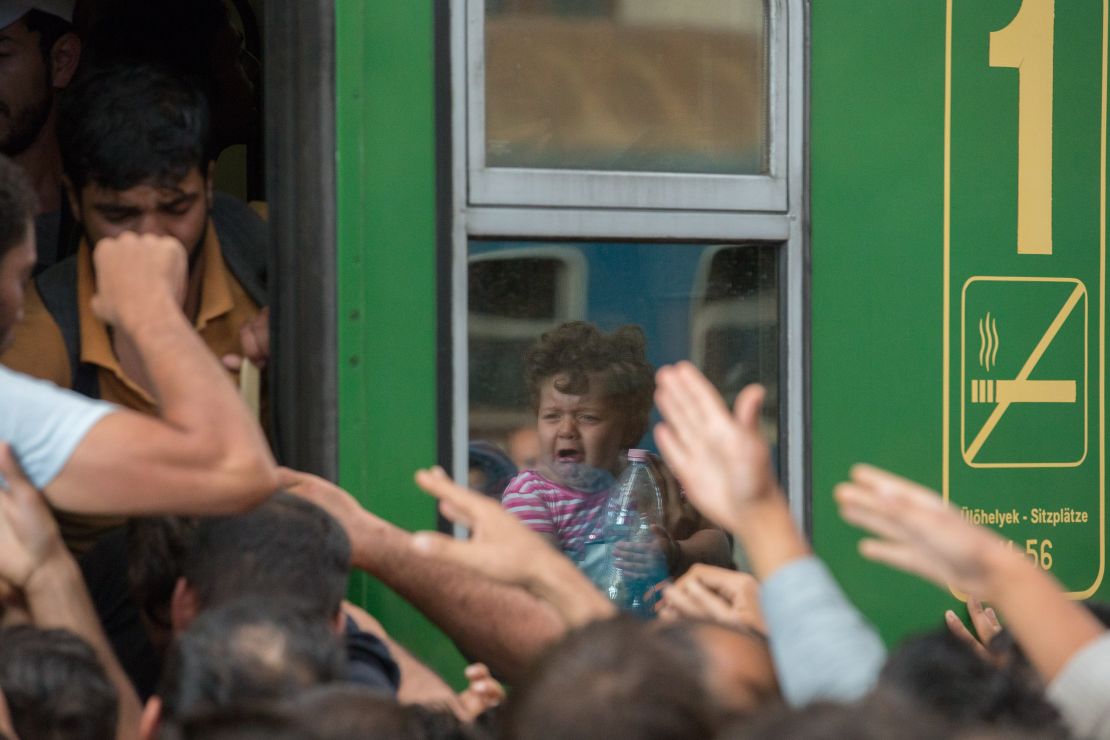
left=556, top=448, right=583, bottom=463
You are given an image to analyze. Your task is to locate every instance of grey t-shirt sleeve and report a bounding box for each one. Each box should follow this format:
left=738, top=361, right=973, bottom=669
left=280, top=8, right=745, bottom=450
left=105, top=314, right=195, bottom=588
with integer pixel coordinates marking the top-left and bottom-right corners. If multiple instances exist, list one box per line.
left=760, top=555, right=888, bottom=706
left=0, top=365, right=117, bottom=489
left=1047, top=632, right=1110, bottom=740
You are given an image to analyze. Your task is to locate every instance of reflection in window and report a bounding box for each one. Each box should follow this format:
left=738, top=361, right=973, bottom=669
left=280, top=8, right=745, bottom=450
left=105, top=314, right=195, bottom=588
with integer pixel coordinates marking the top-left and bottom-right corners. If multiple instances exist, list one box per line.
left=468, top=240, right=779, bottom=457
left=468, top=240, right=780, bottom=596
left=484, top=0, right=768, bottom=174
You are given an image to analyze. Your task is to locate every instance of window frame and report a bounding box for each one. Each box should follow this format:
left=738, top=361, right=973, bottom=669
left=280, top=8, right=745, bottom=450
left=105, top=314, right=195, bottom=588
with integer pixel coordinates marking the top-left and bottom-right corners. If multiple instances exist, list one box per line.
left=466, top=0, right=788, bottom=212
left=449, top=0, right=809, bottom=528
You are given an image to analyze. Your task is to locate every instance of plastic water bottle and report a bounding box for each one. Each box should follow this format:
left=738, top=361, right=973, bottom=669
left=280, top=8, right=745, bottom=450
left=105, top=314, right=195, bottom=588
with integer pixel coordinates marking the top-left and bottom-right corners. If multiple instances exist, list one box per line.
left=600, top=449, right=667, bottom=616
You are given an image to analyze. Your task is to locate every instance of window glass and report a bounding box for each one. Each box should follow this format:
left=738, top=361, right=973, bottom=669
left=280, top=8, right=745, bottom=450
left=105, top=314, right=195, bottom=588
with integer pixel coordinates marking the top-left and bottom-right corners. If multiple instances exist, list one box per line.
left=468, top=240, right=779, bottom=470
left=483, top=0, right=769, bottom=175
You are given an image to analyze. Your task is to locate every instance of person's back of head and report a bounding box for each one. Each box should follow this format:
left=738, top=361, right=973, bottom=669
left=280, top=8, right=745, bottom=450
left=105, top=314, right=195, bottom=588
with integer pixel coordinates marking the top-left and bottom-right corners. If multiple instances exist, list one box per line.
left=0, top=625, right=118, bottom=740
left=294, top=685, right=431, bottom=740
left=880, top=629, right=1065, bottom=733
left=722, top=693, right=952, bottom=740
left=157, top=598, right=347, bottom=725
left=159, top=705, right=318, bottom=740
left=58, top=62, right=210, bottom=193
left=182, top=492, right=350, bottom=624
left=504, top=616, right=722, bottom=740
left=654, top=620, right=780, bottom=717
left=128, top=516, right=200, bottom=648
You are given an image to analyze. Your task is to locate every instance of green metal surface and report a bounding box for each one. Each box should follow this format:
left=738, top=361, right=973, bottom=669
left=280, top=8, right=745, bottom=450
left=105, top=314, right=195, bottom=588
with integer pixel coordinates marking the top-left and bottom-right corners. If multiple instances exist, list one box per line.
left=335, top=0, right=467, bottom=686
left=811, top=0, right=1109, bottom=644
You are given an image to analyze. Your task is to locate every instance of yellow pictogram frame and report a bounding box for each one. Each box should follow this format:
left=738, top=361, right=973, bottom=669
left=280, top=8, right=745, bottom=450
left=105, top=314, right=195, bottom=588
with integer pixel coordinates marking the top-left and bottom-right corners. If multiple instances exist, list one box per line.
left=943, top=0, right=1107, bottom=599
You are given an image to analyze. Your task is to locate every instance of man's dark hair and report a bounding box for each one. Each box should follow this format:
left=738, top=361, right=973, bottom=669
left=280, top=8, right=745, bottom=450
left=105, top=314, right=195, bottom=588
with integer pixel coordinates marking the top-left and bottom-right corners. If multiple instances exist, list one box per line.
left=127, top=516, right=200, bottom=634
left=0, top=625, right=118, bottom=740
left=22, top=10, right=73, bottom=63
left=182, top=492, right=351, bottom=622
left=157, top=599, right=347, bottom=724
left=0, top=154, right=35, bottom=261
left=58, top=63, right=210, bottom=192
left=504, top=616, right=723, bottom=740
left=525, top=321, right=656, bottom=447
left=879, top=629, right=1066, bottom=734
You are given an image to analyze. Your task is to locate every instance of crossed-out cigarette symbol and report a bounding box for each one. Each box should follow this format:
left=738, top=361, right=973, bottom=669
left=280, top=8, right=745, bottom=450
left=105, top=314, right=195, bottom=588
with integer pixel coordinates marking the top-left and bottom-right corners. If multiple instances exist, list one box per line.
left=965, top=282, right=1084, bottom=463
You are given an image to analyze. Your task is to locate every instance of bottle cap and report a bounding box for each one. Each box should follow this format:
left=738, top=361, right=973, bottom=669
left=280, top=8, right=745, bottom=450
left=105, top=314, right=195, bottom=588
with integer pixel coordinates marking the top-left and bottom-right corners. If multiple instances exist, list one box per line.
left=627, top=449, right=650, bottom=462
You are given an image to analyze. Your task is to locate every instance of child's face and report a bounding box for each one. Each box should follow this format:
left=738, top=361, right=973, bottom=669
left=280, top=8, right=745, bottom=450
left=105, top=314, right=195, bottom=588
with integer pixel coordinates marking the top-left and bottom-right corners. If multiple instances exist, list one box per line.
left=536, top=374, right=628, bottom=479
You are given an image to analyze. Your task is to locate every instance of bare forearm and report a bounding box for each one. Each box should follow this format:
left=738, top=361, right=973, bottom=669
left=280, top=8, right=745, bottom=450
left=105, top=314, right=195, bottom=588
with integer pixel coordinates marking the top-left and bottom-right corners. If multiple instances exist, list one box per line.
left=982, top=548, right=1105, bottom=681
left=349, top=511, right=564, bottom=681
left=24, top=555, right=141, bottom=740
left=120, top=298, right=276, bottom=491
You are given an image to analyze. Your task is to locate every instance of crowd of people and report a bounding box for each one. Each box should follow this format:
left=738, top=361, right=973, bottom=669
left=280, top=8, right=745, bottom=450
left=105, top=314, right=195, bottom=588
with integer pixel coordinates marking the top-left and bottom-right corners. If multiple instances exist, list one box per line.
left=1, top=1, right=1110, bottom=738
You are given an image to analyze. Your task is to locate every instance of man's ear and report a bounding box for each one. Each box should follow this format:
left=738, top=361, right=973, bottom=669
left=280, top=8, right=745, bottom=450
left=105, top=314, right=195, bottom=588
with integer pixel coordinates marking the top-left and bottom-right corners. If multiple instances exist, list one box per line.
left=170, top=577, right=199, bottom=635
left=49, top=33, right=81, bottom=89
left=139, top=696, right=162, bottom=740
left=62, top=175, right=81, bottom=223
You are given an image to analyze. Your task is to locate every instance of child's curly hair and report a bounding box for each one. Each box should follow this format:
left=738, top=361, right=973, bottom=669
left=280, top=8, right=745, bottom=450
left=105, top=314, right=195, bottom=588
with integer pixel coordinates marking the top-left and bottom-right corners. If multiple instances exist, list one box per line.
left=525, top=321, right=656, bottom=447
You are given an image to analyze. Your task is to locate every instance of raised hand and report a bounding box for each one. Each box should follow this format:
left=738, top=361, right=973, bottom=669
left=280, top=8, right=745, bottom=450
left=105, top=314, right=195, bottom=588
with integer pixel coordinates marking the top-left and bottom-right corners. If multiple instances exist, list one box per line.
left=412, top=467, right=614, bottom=627
left=834, top=464, right=1007, bottom=597
left=411, top=467, right=561, bottom=589
left=654, top=362, right=779, bottom=532
left=90, top=232, right=188, bottom=326
left=658, top=564, right=767, bottom=635
left=0, top=444, right=65, bottom=590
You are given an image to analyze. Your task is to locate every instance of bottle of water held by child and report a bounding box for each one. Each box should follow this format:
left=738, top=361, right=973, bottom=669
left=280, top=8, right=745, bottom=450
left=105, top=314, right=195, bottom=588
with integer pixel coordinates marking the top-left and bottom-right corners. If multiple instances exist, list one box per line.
left=601, top=449, right=667, bottom=617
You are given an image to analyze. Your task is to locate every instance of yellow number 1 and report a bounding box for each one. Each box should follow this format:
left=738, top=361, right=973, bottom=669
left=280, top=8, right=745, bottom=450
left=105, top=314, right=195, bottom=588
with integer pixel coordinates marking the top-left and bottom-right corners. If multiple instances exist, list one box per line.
left=990, top=0, right=1055, bottom=255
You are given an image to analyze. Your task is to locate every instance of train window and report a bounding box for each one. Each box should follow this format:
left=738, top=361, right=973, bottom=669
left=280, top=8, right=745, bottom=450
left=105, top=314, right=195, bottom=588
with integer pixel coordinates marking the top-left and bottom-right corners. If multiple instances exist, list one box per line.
left=466, top=240, right=780, bottom=479
left=464, top=0, right=789, bottom=212
left=483, top=0, right=767, bottom=176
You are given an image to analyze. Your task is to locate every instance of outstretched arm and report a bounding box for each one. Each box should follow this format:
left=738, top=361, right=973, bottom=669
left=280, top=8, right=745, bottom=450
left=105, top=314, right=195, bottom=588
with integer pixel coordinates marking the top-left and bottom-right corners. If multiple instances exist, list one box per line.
left=44, top=233, right=278, bottom=516
left=653, top=362, right=886, bottom=705
left=279, top=468, right=566, bottom=682
left=835, top=464, right=1105, bottom=681
left=412, top=466, right=616, bottom=629
left=0, top=445, right=141, bottom=740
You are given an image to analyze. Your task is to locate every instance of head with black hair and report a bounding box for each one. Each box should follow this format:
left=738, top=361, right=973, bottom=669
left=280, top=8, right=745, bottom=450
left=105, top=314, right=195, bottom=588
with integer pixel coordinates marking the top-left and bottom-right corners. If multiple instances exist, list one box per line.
left=177, top=492, right=351, bottom=630
left=159, top=705, right=316, bottom=740
left=504, top=616, right=728, bottom=740
left=879, top=628, right=1067, bottom=734
left=0, top=625, right=118, bottom=740
left=525, top=321, right=655, bottom=483
left=0, top=7, right=80, bottom=159
left=0, top=153, right=36, bottom=348
left=58, top=63, right=213, bottom=258
left=127, top=516, right=200, bottom=652
left=151, top=598, right=347, bottom=733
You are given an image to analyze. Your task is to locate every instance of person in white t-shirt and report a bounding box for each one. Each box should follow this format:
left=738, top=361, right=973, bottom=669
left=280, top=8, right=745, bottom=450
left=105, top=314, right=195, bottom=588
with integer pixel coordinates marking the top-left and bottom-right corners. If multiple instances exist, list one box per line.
left=0, top=152, right=277, bottom=515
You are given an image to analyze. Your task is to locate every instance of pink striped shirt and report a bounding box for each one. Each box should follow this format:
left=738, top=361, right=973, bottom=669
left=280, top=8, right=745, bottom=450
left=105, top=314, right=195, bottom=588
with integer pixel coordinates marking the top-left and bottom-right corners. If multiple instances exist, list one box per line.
left=501, top=469, right=611, bottom=560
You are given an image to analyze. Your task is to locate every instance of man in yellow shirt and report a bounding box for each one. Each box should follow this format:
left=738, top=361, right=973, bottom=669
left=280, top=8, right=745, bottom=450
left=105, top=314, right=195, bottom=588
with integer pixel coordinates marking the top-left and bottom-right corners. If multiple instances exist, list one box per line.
left=1, top=63, right=269, bottom=550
